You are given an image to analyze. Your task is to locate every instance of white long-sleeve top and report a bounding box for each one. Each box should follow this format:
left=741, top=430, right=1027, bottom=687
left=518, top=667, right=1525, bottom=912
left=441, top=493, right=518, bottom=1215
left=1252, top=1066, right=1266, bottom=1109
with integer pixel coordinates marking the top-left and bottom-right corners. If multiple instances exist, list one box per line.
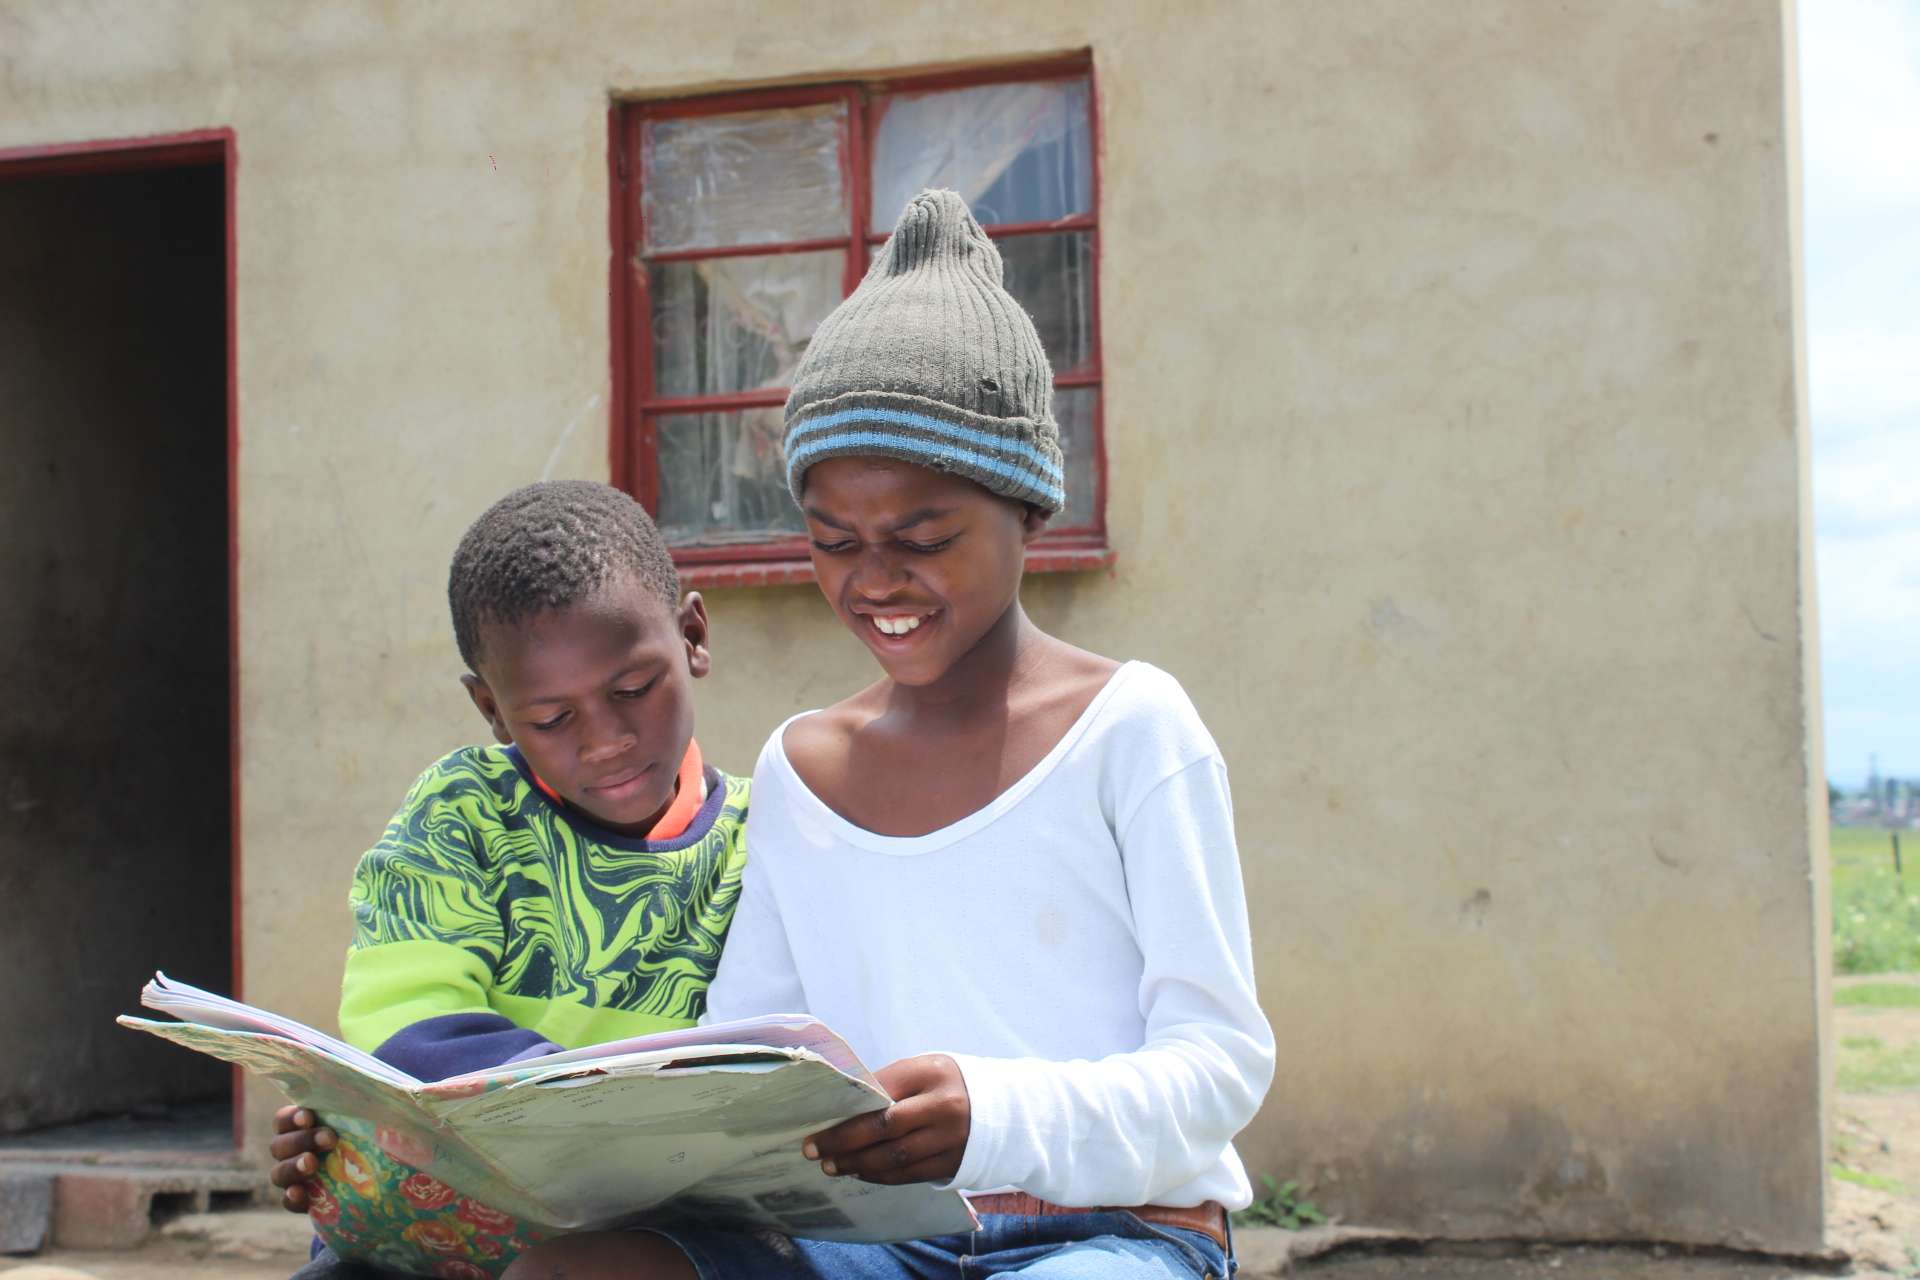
left=704, top=661, right=1275, bottom=1209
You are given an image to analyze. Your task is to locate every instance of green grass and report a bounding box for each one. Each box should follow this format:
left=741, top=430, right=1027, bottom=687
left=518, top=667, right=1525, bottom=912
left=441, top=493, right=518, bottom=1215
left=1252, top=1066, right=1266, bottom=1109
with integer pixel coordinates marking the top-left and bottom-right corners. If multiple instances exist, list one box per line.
left=1836, top=1033, right=1920, bottom=1092
left=1832, top=826, right=1920, bottom=974
left=1836, top=982, right=1920, bottom=1008
left=1831, top=1162, right=1910, bottom=1195
left=1231, top=1176, right=1328, bottom=1231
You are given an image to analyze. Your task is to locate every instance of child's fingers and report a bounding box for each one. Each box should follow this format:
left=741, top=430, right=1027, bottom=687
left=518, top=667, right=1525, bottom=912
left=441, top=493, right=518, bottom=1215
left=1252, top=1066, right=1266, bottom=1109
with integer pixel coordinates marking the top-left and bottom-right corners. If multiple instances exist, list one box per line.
left=807, top=1087, right=962, bottom=1159
left=803, top=1056, right=967, bottom=1184
left=801, top=1108, right=890, bottom=1162
left=267, top=1125, right=336, bottom=1163
left=831, top=1151, right=958, bottom=1187
left=272, top=1104, right=306, bottom=1134
left=816, top=1126, right=958, bottom=1182
left=280, top=1181, right=312, bottom=1214
left=268, top=1129, right=318, bottom=1162
left=268, top=1155, right=318, bottom=1188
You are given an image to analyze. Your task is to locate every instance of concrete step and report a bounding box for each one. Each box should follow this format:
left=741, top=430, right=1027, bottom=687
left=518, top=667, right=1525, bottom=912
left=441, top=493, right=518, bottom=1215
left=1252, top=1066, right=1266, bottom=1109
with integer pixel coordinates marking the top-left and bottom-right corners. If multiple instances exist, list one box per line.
left=0, top=1164, right=261, bottom=1251
left=0, top=1172, right=54, bottom=1255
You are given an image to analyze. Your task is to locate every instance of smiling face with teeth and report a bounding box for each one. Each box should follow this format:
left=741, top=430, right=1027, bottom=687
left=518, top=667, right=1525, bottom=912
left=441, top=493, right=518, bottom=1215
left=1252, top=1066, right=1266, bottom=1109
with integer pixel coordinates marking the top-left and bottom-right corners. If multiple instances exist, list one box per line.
left=802, top=456, right=1048, bottom=689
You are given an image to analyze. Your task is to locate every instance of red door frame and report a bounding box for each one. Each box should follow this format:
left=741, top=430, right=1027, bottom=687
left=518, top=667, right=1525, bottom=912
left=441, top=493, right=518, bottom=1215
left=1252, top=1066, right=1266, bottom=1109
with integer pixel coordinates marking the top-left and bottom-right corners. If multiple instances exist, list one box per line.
left=0, top=127, right=244, bottom=1150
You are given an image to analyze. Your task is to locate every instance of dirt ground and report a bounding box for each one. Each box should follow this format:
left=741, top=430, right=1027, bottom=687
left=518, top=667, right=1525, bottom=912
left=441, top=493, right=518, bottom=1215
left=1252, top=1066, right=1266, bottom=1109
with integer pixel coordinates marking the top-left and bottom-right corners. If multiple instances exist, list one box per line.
left=0, top=1243, right=307, bottom=1279
left=1821, top=976, right=1920, bottom=1277
left=0, top=1234, right=1860, bottom=1280
left=0, top=1234, right=1858, bottom=1280
left=1294, top=1246, right=1843, bottom=1279
left=1281, top=976, right=1920, bottom=1280
left=5, top=980, right=1916, bottom=1279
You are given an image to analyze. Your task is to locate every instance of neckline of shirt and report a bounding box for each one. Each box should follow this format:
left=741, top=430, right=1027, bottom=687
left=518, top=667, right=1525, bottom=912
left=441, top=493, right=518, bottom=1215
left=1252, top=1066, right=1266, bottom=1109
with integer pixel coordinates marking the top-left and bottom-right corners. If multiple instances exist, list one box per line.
left=500, top=743, right=729, bottom=853
left=771, top=659, right=1142, bottom=856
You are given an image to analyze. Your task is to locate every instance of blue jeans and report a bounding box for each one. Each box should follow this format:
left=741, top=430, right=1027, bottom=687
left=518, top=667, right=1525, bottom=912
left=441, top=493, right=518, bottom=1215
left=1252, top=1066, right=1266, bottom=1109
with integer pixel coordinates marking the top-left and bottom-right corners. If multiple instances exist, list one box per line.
left=652, top=1211, right=1232, bottom=1279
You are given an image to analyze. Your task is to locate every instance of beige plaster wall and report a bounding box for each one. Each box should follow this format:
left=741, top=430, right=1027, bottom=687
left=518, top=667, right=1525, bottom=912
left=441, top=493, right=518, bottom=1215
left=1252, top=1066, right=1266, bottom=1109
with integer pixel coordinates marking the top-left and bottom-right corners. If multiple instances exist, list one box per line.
left=0, top=0, right=1823, bottom=1249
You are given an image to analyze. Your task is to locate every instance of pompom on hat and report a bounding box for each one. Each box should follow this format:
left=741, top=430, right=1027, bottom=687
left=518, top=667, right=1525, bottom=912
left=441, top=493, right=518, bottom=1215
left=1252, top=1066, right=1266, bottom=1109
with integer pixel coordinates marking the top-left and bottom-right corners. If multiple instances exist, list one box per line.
left=781, top=189, right=1065, bottom=514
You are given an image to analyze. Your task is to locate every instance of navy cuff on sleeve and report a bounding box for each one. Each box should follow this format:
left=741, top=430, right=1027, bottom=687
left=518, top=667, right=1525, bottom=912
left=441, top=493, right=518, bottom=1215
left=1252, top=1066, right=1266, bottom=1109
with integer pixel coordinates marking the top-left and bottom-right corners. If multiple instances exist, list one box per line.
left=372, top=1012, right=561, bottom=1082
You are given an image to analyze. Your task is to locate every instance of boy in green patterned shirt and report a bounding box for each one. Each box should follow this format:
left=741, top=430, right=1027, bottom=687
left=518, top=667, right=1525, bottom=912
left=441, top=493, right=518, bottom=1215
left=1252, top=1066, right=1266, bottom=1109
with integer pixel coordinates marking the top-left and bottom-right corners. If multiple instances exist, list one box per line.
left=269, top=481, right=748, bottom=1278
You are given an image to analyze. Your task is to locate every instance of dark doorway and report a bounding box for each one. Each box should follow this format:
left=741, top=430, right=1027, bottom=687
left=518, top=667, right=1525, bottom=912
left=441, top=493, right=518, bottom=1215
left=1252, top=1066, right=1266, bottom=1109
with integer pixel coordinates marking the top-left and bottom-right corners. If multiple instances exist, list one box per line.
left=0, top=149, right=233, bottom=1135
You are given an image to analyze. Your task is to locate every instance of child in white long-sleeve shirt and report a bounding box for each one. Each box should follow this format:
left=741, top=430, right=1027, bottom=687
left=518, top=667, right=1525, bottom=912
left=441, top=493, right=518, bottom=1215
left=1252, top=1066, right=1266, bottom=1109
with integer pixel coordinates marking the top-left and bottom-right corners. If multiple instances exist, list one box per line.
left=505, top=189, right=1275, bottom=1280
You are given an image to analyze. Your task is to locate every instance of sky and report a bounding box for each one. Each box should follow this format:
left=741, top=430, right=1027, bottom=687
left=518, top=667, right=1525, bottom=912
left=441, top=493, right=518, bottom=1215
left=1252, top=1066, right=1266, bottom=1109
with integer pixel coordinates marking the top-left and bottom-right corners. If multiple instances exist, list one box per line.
left=1799, top=0, right=1920, bottom=789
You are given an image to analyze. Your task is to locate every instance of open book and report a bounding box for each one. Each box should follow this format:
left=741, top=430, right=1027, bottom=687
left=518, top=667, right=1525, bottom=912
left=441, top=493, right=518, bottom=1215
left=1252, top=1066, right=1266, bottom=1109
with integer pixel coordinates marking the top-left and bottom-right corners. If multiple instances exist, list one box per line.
left=118, top=974, right=977, bottom=1244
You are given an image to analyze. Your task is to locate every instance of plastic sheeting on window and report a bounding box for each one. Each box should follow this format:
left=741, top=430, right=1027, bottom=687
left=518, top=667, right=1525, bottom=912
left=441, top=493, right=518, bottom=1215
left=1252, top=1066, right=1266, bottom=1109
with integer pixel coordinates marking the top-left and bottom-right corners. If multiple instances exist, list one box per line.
left=657, top=394, right=1096, bottom=546
left=1052, top=386, right=1098, bottom=532
left=999, top=231, right=1095, bottom=375
left=649, top=251, right=844, bottom=400
left=864, top=229, right=1093, bottom=376
left=869, top=79, right=1092, bottom=231
left=642, top=103, right=848, bottom=254
left=653, top=408, right=803, bottom=547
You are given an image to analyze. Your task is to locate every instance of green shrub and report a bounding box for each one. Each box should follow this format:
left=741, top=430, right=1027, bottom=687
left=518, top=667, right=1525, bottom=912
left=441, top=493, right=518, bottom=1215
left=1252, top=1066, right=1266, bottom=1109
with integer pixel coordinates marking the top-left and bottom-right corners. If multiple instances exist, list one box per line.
left=1835, top=982, right=1920, bottom=1008
left=1232, top=1176, right=1328, bottom=1230
left=1831, top=1163, right=1909, bottom=1195
left=1836, top=1034, right=1920, bottom=1092
left=1832, top=827, right=1920, bottom=974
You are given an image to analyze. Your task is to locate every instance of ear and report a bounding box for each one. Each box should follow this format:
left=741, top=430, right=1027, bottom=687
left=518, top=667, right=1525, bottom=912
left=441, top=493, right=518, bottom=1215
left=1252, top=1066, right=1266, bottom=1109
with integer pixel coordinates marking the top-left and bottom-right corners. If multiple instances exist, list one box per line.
left=1020, top=504, right=1051, bottom=546
left=461, top=673, right=514, bottom=745
left=677, top=592, right=712, bottom=680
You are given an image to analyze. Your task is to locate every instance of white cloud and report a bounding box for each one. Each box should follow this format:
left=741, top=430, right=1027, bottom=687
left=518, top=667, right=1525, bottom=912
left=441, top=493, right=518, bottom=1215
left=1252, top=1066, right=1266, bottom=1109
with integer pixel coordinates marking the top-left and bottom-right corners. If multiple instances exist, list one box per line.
left=1818, top=519, right=1920, bottom=783
left=1799, top=0, right=1920, bottom=206
left=1818, top=525, right=1920, bottom=633
left=1808, top=328, right=1920, bottom=430
left=1799, top=0, right=1920, bottom=785
left=1816, top=426, right=1920, bottom=538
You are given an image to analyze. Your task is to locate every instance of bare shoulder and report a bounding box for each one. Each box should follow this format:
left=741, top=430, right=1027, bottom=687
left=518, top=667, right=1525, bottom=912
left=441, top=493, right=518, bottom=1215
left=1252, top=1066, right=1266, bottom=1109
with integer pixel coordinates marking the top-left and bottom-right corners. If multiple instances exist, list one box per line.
left=779, top=681, right=886, bottom=774
left=1058, top=642, right=1122, bottom=686
left=1027, top=638, right=1124, bottom=723
left=1044, top=638, right=1123, bottom=694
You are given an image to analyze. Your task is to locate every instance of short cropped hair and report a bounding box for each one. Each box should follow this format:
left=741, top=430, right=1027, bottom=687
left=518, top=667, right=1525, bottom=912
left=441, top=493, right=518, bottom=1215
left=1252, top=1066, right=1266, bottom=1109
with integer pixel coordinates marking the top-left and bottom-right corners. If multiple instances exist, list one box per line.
left=448, top=480, right=679, bottom=670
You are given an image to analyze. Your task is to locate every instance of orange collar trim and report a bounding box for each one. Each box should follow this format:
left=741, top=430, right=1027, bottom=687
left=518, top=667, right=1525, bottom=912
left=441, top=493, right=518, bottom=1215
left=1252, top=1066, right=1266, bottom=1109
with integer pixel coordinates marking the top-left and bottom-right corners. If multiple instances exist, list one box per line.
left=646, top=739, right=706, bottom=842
left=528, top=738, right=706, bottom=842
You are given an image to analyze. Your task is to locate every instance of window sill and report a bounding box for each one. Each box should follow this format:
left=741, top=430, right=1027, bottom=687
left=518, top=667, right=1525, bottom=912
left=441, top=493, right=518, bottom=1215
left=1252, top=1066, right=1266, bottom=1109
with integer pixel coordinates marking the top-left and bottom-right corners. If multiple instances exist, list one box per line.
left=679, top=544, right=1116, bottom=591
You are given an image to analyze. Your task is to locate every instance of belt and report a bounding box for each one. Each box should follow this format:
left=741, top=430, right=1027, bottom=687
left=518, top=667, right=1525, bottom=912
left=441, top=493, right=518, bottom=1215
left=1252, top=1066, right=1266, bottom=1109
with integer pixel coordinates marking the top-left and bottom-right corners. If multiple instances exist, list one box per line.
left=967, top=1191, right=1229, bottom=1252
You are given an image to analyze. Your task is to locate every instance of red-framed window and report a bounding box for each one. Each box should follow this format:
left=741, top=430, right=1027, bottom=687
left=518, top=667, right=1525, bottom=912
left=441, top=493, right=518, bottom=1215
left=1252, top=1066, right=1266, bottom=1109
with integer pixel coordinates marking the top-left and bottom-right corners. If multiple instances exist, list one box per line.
left=611, top=56, right=1110, bottom=588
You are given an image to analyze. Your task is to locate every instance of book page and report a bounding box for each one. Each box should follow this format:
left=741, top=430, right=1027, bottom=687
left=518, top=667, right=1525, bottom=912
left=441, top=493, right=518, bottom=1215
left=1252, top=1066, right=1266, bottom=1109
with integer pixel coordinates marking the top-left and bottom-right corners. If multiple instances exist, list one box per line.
left=510, top=1014, right=877, bottom=1088
left=120, top=985, right=975, bottom=1241
left=136, top=972, right=415, bottom=1089
left=420, top=1052, right=974, bottom=1238
left=116, top=1019, right=433, bottom=1138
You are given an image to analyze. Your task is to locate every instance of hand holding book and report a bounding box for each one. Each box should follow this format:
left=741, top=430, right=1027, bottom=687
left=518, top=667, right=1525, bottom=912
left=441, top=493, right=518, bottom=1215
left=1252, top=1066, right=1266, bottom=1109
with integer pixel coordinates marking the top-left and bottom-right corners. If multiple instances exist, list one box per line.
left=118, top=973, right=976, bottom=1248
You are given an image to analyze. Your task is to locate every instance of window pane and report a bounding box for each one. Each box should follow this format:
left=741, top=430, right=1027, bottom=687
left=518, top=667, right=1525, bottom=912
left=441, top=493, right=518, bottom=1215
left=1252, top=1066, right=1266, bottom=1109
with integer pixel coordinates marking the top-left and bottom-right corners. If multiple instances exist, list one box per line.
left=654, top=409, right=803, bottom=546
left=649, top=252, right=844, bottom=399
left=1052, top=387, right=1099, bottom=531
left=642, top=103, right=848, bottom=253
left=997, top=232, right=1094, bottom=376
left=870, top=79, right=1092, bottom=232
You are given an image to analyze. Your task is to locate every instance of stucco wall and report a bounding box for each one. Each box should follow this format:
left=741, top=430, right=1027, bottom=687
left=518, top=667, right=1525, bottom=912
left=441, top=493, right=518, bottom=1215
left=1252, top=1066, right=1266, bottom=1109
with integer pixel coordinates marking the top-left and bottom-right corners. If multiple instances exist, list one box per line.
left=0, top=166, right=231, bottom=1129
left=0, top=0, right=1824, bottom=1249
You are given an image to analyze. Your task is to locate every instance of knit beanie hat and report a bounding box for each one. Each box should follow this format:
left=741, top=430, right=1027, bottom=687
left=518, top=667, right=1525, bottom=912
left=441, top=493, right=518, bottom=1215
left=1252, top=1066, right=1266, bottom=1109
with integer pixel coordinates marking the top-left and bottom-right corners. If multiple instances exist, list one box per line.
left=782, top=189, right=1064, bottom=514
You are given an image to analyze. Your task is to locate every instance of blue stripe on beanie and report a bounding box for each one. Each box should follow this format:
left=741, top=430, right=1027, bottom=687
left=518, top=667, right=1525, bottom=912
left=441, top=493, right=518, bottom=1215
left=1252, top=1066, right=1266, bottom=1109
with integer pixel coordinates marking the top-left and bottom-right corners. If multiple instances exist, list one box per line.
left=786, top=429, right=1066, bottom=509
left=788, top=408, right=1065, bottom=485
